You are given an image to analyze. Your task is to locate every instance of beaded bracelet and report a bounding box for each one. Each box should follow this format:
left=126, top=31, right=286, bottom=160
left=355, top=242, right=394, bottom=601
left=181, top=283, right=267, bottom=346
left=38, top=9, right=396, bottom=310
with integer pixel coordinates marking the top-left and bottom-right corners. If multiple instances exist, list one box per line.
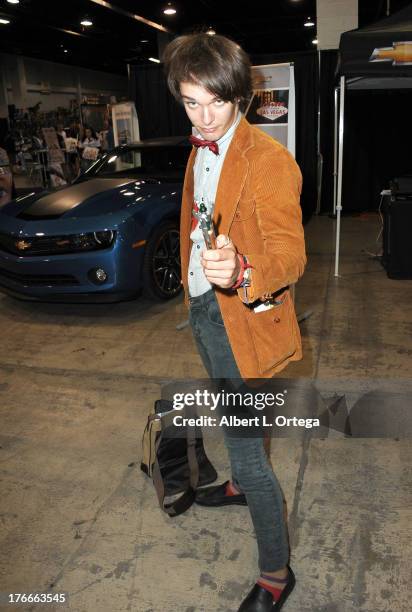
left=232, top=254, right=253, bottom=290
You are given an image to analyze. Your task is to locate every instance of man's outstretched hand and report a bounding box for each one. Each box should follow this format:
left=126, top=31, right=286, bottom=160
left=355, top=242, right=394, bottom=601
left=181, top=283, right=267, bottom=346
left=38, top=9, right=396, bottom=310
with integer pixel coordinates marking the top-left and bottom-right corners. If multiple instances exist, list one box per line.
left=201, top=234, right=241, bottom=289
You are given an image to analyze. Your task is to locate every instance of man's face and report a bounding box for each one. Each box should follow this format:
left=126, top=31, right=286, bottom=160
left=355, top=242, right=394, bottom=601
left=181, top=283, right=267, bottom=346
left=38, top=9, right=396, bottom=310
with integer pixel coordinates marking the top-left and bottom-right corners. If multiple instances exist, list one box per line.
left=180, top=81, right=239, bottom=142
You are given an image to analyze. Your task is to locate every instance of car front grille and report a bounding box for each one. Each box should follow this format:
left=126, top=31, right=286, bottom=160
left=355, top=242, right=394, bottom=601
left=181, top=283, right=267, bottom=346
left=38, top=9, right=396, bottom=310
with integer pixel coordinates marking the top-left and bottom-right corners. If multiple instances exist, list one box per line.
left=0, top=234, right=21, bottom=255
left=0, top=267, right=79, bottom=286
left=0, top=231, right=115, bottom=256
left=0, top=233, right=70, bottom=256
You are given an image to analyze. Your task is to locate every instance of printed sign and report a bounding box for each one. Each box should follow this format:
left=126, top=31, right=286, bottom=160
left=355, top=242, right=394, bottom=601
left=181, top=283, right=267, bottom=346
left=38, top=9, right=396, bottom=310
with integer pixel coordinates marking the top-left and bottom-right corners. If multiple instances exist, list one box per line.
left=82, top=146, right=99, bottom=161
left=246, top=63, right=295, bottom=156
left=247, top=90, right=289, bottom=124
left=112, top=102, right=140, bottom=146
left=64, top=137, right=78, bottom=153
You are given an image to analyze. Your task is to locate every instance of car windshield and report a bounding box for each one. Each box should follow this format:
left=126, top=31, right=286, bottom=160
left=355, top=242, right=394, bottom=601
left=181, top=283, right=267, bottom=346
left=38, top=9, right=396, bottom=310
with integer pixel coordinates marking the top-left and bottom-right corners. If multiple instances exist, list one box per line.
left=85, top=146, right=190, bottom=182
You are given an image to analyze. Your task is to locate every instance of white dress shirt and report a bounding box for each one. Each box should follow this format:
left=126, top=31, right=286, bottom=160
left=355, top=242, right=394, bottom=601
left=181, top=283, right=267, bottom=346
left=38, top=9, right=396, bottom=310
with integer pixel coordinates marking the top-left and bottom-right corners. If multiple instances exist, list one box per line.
left=188, top=112, right=242, bottom=297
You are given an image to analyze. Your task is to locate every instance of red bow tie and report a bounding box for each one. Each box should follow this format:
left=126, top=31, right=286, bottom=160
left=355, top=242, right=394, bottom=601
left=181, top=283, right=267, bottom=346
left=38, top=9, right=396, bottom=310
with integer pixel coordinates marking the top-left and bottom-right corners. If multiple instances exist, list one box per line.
left=189, top=135, right=219, bottom=155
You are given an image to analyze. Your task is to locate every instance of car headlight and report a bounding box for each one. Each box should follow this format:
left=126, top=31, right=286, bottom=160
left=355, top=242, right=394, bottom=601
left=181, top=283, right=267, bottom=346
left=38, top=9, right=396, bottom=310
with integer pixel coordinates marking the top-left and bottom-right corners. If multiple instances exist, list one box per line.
left=93, top=230, right=115, bottom=246
left=58, top=231, right=116, bottom=252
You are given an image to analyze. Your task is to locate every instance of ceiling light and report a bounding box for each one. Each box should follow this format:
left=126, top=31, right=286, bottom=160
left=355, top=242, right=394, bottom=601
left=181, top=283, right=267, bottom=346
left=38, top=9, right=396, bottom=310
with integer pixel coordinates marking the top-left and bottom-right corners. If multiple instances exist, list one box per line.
left=149, top=57, right=160, bottom=63
left=163, top=3, right=176, bottom=15
left=0, top=18, right=10, bottom=24
left=140, top=39, right=149, bottom=43
left=64, top=49, right=69, bottom=53
left=312, top=39, right=318, bottom=45
left=206, top=27, right=216, bottom=36
left=7, top=0, right=20, bottom=4
left=304, top=17, right=315, bottom=27
left=80, top=17, right=93, bottom=27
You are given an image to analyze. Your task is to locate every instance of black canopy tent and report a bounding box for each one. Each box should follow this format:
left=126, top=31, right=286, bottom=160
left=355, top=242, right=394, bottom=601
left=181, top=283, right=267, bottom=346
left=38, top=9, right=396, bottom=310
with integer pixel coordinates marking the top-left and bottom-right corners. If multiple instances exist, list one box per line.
left=334, top=5, right=412, bottom=276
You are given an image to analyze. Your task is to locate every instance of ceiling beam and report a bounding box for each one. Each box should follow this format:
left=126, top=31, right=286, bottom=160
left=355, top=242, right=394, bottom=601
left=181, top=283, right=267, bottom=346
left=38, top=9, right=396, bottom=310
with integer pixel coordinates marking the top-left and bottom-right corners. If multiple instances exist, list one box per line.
left=87, top=0, right=171, bottom=34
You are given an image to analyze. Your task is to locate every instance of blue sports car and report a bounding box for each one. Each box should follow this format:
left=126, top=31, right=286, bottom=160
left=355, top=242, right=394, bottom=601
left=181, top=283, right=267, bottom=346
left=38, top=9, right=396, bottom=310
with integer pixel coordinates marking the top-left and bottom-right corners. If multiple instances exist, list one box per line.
left=0, top=137, right=190, bottom=302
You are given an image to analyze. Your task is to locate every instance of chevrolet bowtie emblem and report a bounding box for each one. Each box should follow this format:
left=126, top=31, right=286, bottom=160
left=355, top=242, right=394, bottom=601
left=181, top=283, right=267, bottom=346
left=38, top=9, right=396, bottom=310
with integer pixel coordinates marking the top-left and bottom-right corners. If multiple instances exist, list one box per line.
left=16, top=239, right=31, bottom=251
left=370, top=41, right=412, bottom=65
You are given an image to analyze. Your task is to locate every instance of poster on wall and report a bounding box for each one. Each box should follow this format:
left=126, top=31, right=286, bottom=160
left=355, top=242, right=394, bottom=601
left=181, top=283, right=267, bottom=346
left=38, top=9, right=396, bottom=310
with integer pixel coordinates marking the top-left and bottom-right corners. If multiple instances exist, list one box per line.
left=112, top=102, right=140, bottom=146
left=246, top=63, right=295, bottom=157
left=80, top=104, right=108, bottom=133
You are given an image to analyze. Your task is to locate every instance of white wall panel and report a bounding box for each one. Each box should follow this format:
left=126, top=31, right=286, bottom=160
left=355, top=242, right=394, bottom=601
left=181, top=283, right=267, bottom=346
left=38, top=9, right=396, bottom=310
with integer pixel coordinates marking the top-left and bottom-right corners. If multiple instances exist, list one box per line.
left=1, top=53, right=127, bottom=111
left=317, top=0, right=358, bottom=50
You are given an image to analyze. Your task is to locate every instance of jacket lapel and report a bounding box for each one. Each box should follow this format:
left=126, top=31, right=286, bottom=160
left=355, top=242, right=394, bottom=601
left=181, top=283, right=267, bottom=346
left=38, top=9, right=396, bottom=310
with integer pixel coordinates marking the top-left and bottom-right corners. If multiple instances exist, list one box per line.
left=180, top=147, right=196, bottom=294
left=213, top=117, right=254, bottom=236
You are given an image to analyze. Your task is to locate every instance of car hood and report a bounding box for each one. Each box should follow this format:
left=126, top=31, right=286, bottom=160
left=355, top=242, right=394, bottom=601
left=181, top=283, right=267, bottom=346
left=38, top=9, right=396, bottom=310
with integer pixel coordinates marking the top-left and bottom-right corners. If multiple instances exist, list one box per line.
left=1, top=178, right=161, bottom=220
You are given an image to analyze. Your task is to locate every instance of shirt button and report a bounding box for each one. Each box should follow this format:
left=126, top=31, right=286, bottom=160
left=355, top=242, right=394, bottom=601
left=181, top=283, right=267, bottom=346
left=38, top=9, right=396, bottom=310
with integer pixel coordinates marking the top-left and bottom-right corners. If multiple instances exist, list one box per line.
left=206, top=167, right=209, bottom=171
left=190, top=272, right=194, bottom=276
left=197, top=245, right=200, bottom=249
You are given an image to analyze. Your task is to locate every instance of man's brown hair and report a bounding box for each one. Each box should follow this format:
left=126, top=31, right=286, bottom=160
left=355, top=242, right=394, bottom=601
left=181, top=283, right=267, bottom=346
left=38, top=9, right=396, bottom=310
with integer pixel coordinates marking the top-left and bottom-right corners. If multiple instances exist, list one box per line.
left=163, top=33, right=252, bottom=111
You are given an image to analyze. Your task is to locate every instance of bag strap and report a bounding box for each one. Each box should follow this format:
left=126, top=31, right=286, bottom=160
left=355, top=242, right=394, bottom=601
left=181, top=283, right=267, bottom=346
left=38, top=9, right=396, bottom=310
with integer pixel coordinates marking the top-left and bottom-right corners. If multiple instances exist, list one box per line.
left=186, top=424, right=200, bottom=490
left=152, top=421, right=200, bottom=517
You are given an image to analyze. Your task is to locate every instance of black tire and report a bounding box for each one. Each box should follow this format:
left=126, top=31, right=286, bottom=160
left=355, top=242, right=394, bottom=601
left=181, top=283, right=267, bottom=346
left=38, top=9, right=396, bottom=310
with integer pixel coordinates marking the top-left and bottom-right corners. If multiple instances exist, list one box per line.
left=142, top=221, right=182, bottom=300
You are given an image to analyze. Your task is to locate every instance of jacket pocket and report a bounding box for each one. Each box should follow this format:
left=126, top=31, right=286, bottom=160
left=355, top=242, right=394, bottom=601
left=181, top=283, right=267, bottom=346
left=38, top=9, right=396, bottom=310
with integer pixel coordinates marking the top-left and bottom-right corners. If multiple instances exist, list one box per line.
left=245, top=291, right=297, bottom=373
left=233, top=198, right=255, bottom=221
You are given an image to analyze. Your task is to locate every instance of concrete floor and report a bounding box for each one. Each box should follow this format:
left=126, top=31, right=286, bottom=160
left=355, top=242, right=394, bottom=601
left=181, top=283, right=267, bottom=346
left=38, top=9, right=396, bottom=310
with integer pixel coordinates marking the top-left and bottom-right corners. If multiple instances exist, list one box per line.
left=0, top=214, right=411, bottom=612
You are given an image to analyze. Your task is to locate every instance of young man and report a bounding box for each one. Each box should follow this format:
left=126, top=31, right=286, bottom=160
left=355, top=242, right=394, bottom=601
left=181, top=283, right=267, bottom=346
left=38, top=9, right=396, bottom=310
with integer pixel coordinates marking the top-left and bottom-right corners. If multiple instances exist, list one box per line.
left=164, top=33, right=306, bottom=611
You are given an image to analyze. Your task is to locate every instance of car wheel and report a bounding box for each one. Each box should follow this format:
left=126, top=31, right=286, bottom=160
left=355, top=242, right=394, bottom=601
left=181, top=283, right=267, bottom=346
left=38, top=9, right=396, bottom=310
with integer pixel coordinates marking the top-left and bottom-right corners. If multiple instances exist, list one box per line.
left=143, top=221, right=182, bottom=300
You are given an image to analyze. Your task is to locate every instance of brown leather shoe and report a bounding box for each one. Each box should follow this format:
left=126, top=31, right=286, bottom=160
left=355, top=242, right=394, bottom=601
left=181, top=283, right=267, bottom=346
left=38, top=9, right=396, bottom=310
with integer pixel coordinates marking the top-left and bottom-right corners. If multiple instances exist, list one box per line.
left=195, top=480, right=247, bottom=506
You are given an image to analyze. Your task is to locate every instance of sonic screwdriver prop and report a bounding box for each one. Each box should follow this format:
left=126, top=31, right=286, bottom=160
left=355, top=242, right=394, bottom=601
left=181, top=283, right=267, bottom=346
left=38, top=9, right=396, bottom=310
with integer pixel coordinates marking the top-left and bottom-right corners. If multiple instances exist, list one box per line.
left=194, top=200, right=217, bottom=249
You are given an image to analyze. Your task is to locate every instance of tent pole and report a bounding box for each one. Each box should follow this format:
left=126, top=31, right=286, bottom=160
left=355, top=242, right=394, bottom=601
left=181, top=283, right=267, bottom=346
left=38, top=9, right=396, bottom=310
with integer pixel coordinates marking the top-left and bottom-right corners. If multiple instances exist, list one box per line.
left=334, top=75, right=345, bottom=277
left=315, top=49, right=322, bottom=215
left=333, top=86, right=338, bottom=215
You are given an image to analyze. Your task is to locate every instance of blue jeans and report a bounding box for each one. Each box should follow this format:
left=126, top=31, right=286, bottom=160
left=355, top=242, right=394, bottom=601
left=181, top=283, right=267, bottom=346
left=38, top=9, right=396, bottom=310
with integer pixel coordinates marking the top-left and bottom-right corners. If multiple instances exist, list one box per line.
left=189, top=289, right=289, bottom=572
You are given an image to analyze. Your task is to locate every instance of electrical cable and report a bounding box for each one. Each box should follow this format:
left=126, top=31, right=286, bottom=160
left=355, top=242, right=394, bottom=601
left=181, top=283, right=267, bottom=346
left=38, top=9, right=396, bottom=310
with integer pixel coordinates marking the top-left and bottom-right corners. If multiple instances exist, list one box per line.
left=361, top=191, right=389, bottom=259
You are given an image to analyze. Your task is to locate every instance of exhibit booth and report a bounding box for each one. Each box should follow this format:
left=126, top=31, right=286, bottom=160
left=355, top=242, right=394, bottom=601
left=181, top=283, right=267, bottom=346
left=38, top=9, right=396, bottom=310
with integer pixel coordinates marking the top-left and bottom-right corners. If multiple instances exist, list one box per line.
left=334, top=5, right=412, bottom=275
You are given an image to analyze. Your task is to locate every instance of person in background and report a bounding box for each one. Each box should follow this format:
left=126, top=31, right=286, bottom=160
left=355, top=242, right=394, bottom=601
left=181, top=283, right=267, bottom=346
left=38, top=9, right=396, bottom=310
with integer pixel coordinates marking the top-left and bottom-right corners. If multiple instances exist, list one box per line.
left=31, top=128, right=44, bottom=150
left=66, top=120, right=82, bottom=178
left=79, top=125, right=100, bottom=150
left=56, top=123, right=67, bottom=149
left=0, top=145, right=9, bottom=165
left=99, top=118, right=114, bottom=152
left=0, top=143, right=14, bottom=205
left=79, top=126, right=101, bottom=171
left=3, top=130, right=16, bottom=166
left=68, top=120, right=82, bottom=141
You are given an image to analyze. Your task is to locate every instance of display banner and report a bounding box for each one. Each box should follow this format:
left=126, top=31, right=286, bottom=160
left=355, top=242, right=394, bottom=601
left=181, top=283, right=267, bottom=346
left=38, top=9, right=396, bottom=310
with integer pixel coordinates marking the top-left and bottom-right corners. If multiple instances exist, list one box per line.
left=41, top=127, right=65, bottom=164
left=246, top=63, right=295, bottom=157
left=112, top=102, right=140, bottom=146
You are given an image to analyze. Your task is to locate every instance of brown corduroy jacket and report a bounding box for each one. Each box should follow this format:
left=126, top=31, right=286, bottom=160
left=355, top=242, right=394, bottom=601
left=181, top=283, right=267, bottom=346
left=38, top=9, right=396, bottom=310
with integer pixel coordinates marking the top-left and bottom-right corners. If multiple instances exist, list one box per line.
left=180, top=117, right=306, bottom=379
